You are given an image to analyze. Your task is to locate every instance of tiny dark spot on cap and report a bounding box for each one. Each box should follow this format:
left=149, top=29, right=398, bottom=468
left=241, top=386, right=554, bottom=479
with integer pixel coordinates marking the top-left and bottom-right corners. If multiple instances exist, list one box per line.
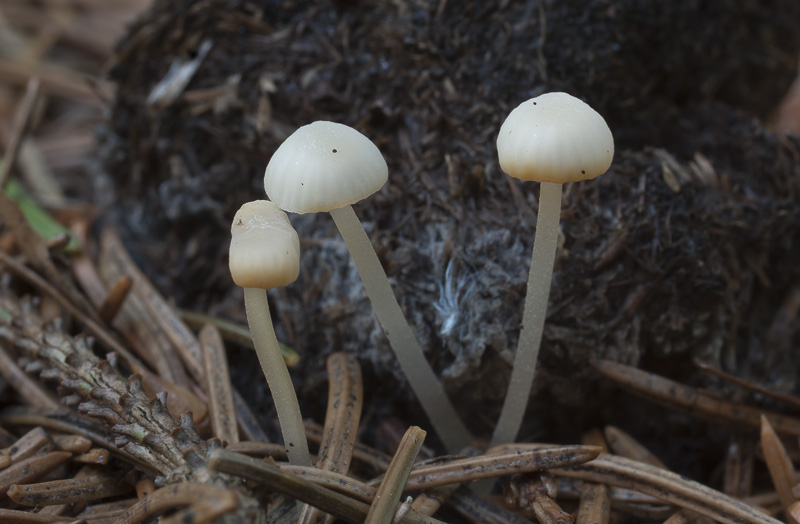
left=532, top=101, right=537, bottom=105
left=332, top=148, right=338, bottom=153
left=581, top=170, right=586, bottom=174
left=236, top=219, right=243, bottom=226
left=301, top=183, right=304, bottom=186
left=289, top=442, right=295, bottom=447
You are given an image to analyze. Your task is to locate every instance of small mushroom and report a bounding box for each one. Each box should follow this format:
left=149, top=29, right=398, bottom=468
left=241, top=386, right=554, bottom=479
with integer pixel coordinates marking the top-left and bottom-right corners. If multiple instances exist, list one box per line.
left=265, top=121, right=472, bottom=453
left=229, top=200, right=311, bottom=467
left=490, top=92, right=614, bottom=448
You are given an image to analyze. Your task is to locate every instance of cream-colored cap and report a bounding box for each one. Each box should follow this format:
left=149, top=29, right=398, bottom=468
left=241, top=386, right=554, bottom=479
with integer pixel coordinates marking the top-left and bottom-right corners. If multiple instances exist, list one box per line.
left=496, top=92, right=614, bottom=184
left=229, top=200, right=300, bottom=289
left=264, top=121, right=388, bottom=214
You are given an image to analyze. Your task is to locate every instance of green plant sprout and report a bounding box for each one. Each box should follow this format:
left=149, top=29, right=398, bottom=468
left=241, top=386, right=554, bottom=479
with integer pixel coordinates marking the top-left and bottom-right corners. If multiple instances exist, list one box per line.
left=3, top=178, right=78, bottom=253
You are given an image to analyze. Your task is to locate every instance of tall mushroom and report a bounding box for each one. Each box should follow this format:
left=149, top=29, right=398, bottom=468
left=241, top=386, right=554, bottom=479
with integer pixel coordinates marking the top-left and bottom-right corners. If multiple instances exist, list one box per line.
left=490, top=92, right=614, bottom=448
left=265, top=121, right=472, bottom=453
left=229, top=199, right=311, bottom=467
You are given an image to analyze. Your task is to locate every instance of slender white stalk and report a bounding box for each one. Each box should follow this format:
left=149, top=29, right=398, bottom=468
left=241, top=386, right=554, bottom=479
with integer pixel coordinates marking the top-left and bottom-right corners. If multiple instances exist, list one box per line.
left=329, top=205, right=472, bottom=453
left=490, top=181, right=563, bottom=448
left=244, top=287, right=312, bottom=467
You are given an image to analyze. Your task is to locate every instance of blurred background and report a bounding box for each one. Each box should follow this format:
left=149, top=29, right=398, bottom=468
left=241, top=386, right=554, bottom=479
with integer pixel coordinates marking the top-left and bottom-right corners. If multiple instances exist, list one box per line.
left=2, top=0, right=800, bottom=476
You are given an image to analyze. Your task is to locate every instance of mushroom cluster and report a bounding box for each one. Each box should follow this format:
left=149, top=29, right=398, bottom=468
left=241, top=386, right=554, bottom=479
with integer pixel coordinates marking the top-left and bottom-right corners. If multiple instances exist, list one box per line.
left=229, top=93, right=614, bottom=458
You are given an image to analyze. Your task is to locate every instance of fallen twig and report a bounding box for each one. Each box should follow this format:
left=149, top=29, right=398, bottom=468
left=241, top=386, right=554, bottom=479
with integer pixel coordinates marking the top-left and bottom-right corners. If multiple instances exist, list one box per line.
left=200, top=324, right=238, bottom=444
left=0, top=78, right=40, bottom=188
left=554, top=453, right=781, bottom=524
left=300, top=352, right=364, bottom=524
left=761, top=415, right=799, bottom=522
left=575, top=483, right=610, bottom=524
left=8, top=473, right=130, bottom=506
left=208, top=448, right=446, bottom=524
left=366, top=426, right=426, bottom=524
left=595, top=359, right=800, bottom=436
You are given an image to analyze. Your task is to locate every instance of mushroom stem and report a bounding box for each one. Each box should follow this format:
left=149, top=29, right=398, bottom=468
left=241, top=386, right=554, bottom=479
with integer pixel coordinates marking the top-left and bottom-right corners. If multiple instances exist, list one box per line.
left=490, top=181, right=563, bottom=448
left=329, top=204, right=472, bottom=453
left=243, top=287, right=312, bottom=467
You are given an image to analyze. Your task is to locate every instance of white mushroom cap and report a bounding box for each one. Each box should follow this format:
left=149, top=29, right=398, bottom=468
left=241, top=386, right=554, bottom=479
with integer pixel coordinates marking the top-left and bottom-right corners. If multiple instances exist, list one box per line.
left=229, top=200, right=300, bottom=289
left=496, top=92, right=614, bottom=184
left=264, top=121, right=388, bottom=214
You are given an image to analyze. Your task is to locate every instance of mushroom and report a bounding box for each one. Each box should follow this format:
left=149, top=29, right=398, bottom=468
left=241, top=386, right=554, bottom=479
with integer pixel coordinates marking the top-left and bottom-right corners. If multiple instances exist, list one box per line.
left=229, top=199, right=311, bottom=467
left=265, top=121, right=472, bottom=453
left=489, top=92, right=614, bottom=448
